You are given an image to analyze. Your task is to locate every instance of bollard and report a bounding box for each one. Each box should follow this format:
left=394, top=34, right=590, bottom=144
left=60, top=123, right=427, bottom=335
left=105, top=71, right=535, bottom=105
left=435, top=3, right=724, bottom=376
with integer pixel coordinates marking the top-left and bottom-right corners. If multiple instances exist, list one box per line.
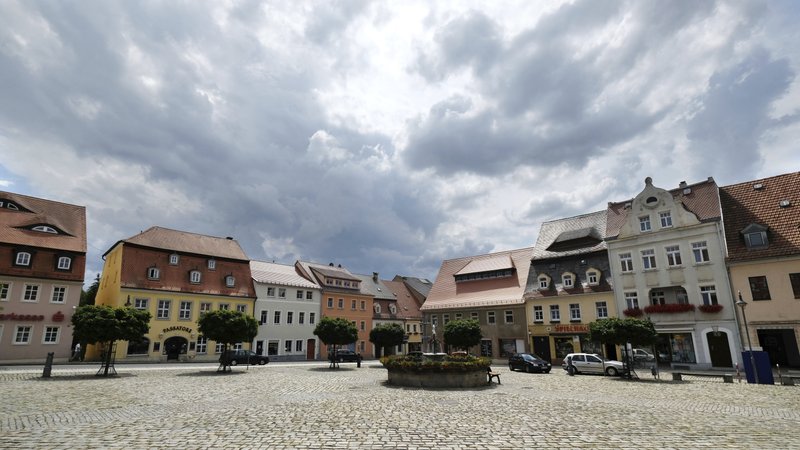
left=42, top=352, right=55, bottom=378
left=357, top=358, right=361, bottom=368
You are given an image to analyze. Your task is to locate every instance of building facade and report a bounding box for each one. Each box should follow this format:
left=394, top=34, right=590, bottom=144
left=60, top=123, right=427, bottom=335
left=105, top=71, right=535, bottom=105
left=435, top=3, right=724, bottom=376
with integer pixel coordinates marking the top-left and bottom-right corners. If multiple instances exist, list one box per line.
left=356, top=272, right=402, bottom=357
left=720, top=172, right=800, bottom=368
left=606, top=177, right=740, bottom=369
left=92, top=227, right=256, bottom=362
left=421, top=248, right=533, bottom=358
left=0, top=192, right=86, bottom=364
left=525, top=211, right=619, bottom=364
left=383, top=278, right=424, bottom=354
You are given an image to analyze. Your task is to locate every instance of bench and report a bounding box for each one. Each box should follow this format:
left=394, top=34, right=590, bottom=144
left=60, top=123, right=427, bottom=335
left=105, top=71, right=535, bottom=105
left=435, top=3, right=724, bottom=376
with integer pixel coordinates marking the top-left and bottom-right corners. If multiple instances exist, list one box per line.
left=672, top=372, right=733, bottom=383
left=487, top=368, right=501, bottom=385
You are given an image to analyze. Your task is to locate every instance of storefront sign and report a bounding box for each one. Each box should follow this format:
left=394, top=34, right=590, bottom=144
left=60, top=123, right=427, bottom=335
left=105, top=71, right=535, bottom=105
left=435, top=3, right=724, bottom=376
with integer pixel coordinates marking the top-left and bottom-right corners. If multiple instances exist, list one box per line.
left=0, top=313, right=45, bottom=321
left=53, top=311, right=65, bottom=322
left=553, top=324, right=589, bottom=334
left=162, top=326, right=193, bottom=334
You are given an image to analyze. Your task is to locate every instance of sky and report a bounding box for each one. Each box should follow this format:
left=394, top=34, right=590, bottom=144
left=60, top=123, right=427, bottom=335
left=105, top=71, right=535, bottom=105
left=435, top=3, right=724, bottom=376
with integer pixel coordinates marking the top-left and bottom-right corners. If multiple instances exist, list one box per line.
left=1, top=1, right=799, bottom=287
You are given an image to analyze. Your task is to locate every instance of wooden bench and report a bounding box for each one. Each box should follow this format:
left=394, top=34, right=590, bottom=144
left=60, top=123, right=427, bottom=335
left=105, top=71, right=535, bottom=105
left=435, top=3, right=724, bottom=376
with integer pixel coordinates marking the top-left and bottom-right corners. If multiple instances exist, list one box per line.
left=487, top=368, right=501, bottom=385
left=672, top=372, right=733, bottom=383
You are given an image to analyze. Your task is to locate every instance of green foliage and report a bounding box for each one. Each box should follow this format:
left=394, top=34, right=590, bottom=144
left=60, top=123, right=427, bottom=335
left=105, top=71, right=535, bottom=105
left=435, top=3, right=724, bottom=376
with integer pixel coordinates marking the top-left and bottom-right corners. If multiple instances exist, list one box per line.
left=71, top=305, right=151, bottom=345
left=313, top=317, right=358, bottom=347
left=80, top=274, right=100, bottom=306
left=380, top=354, right=491, bottom=372
left=369, top=323, right=405, bottom=356
left=197, top=309, right=258, bottom=347
left=588, top=317, right=658, bottom=346
left=443, top=319, right=482, bottom=351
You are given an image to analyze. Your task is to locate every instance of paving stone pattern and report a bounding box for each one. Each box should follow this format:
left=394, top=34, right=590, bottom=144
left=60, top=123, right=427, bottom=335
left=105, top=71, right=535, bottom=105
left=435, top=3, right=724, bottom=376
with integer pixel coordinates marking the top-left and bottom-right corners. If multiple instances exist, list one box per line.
left=2, top=363, right=799, bottom=449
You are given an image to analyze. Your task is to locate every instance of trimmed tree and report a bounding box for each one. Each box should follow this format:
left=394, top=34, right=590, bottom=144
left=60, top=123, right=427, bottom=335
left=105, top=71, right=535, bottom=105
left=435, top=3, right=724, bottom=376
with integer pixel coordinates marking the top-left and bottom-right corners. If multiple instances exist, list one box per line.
left=443, top=319, right=482, bottom=353
left=588, top=317, right=658, bottom=378
left=197, top=309, right=258, bottom=373
left=369, top=323, right=406, bottom=358
left=71, top=305, right=151, bottom=376
left=313, top=317, right=358, bottom=368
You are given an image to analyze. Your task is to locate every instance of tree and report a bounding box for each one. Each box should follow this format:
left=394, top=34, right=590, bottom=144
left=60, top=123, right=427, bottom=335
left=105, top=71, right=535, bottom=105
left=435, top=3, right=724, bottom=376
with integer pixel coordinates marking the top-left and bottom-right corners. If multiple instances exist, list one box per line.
left=443, top=319, right=482, bottom=352
left=197, top=309, right=258, bottom=373
left=313, top=317, right=358, bottom=368
left=71, top=305, right=151, bottom=376
left=369, top=323, right=405, bottom=358
left=588, top=317, right=658, bottom=378
left=80, top=274, right=100, bottom=306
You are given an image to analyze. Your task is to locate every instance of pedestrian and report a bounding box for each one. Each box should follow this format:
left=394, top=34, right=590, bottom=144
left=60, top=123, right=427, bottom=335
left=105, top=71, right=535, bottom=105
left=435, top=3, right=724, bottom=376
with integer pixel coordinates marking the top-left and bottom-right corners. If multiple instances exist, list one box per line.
left=73, top=342, right=81, bottom=361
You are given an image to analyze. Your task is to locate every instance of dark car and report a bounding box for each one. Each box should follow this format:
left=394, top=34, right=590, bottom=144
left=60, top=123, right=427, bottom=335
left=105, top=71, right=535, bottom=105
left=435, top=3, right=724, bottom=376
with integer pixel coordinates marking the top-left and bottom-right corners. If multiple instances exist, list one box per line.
left=329, top=349, right=362, bottom=362
left=219, top=349, right=269, bottom=366
left=508, top=353, right=552, bottom=373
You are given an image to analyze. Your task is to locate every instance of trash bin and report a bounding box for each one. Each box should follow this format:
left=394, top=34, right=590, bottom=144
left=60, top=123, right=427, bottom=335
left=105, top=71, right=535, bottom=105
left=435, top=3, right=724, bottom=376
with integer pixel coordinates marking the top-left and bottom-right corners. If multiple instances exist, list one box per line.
left=741, top=351, right=774, bottom=385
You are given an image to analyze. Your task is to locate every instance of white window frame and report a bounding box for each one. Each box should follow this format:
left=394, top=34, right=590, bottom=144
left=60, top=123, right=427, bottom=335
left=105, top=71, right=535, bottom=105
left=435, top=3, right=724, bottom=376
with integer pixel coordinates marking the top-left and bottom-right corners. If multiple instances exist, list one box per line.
left=273, top=311, right=281, bottom=324
left=157, top=299, right=171, bottom=319
left=147, top=267, right=160, bottom=280
left=550, top=305, right=560, bottom=322
left=135, top=298, right=148, bottom=310
left=471, top=312, right=479, bottom=320
left=309, top=312, right=316, bottom=325
left=586, top=270, right=599, bottom=286
left=619, top=253, right=633, bottom=272
left=196, top=336, right=208, bottom=354
left=287, top=311, right=293, bottom=324
left=295, top=340, right=303, bottom=352
left=51, top=286, right=67, bottom=304
left=487, top=311, right=496, bottom=325
left=42, top=326, right=60, bottom=344
left=562, top=274, right=574, bottom=288
left=665, top=245, right=682, bottom=267
left=219, top=303, right=230, bottom=311
left=659, top=211, right=673, bottom=228
left=374, top=303, right=381, bottom=314
left=692, top=241, right=710, bottom=263
left=225, top=275, right=235, bottom=287
left=504, top=310, right=514, bottom=324
left=169, top=254, right=179, bottom=265
left=306, top=291, right=313, bottom=300
left=15, top=252, right=31, bottom=266
left=179, top=301, right=192, bottom=320
left=533, top=305, right=544, bottom=322
left=538, top=275, right=550, bottom=290
left=14, top=325, right=32, bottom=344
left=297, top=290, right=304, bottom=299
left=207, top=259, right=216, bottom=270
left=625, top=292, right=639, bottom=309
left=443, top=314, right=450, bottom=325
left=390, top=304, right=397, bottom=314
left=639, top=215, right=652, bottom=232
left=641, top=249, right=656, bottom=270
left=267, top=287, right=276, bottom=297
left=236, top=304, right=246, bottom=313
left=260, top=310, right=268, bottom=324
left=22, top=284, right=40, bottom=302
left=278, top=288, right=286, bottom=298
left=700, top=285, right=718, bottom=305
left=299, top=312, right=305, bottom=324
left=0, top=281, right=11, bottom=301
left=33, top=225, right=58, bottom=233
left=569, top=304, right=581, bottom=321
left=199, top=302, right=211, bottom=313
left=595, top=301, right=608, bottom=319
left=57, top=256, right=72, bottom=270
left=189, top=270, right=201, bottom=284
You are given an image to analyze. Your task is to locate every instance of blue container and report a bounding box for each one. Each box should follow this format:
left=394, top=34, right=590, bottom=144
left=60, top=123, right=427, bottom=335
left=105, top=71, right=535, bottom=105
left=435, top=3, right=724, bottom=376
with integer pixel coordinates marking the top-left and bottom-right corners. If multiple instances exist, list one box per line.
left=741, top=351, right=774, bottom=384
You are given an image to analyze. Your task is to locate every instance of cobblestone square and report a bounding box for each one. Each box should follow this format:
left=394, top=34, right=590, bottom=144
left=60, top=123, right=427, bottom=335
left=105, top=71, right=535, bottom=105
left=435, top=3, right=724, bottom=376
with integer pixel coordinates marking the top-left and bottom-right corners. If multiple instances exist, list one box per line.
left=2, top=363, right=799, bottom=449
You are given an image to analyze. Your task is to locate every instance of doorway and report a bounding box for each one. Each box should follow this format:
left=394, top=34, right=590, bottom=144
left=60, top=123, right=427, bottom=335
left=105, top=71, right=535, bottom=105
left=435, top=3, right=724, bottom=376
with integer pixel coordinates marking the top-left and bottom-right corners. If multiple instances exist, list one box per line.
left=532, top=336, right=551, bottom=362
left=706, top=331, right=733, bottom=368
left=758, top=329, right=800, bottom=368
left=164, top=336, right=188, bottom=361
left=306, top=339, right=316, bottom=360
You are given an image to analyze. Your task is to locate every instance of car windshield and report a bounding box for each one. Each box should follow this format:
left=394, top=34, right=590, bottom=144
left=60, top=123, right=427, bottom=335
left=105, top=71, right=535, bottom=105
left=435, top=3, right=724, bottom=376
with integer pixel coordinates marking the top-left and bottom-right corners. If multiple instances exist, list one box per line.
left=522, top=354, right=540, bottom=361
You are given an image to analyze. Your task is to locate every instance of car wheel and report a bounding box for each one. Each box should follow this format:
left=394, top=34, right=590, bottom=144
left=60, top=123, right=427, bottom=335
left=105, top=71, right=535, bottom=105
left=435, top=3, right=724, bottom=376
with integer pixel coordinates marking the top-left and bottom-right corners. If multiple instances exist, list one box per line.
left=526, top=365, right=532, bottom=373
left=567, top=365, right=576, bottom=376
left=509, top=364, right=514, bottom=371
left=229, top=360, right=238, bottom=366
left=259, top=359, right=267, bottom=365
left=606, top=366, right=618, bottom=376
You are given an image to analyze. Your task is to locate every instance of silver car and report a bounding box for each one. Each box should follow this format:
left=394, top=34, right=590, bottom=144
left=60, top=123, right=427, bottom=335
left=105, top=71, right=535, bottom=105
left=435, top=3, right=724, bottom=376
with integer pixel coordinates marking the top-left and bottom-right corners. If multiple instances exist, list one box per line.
left=562, top=353, right=625, bottom=376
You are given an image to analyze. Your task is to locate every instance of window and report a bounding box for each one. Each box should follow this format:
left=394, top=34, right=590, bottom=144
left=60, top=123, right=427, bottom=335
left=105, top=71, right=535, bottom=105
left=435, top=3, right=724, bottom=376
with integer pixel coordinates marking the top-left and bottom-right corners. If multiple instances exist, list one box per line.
left=236, top=304, right=246, bottom=313
left=639, top=216, right=651, bottom=232
left=487, top=311, right=496, bottom=324
left=15, top=252, right=31, bottom=266
left=169, top=254, right=179, bottom=265
left=360, top=321, right=366, bottom=331
left=134, top=298, right=148, bottom=310
left=471, top=312, right=479, bottom=320
left=297, top=290, right=304, bottom=299
left=0, top=282, right=10, bottom=301
left=562, top=274, right=574, bottom=288
left=287, top=311, right=293, bottom=324
left=309, top=312, right=316, bottom=324
left=14, top=325, right=32, bottom=344
left=676, top=289, right=689, bottom=304
left=619, top=253, right=633, bottom=272
left=650, top=290, right=665, bottom=305
left=32, top=225, right=58, bottom=233
left=360, top=300, right=366, bottom=310
left=587, top=270, right=599, bottom=286
left=157, top=300, right=171, bottom=319
left=625, top=292, right=639, bottom=309
left=306, top=291, right=313, bottom=300
left=127, top=336, right=149, bottom=355
left=57, top=256, right=71, bottom=270
left=51, top=286, right=66, bottom=303
left=147, top=267, right=160, bottom=280
left=641, top=249, right=656, bottom=270
left=260, top=310, right=268, bottom=324
left=338, top=299, right=343, bottom=309
left=284, top=340, right=292, bottom=353
left=374, top=303, right=381, bottom=314
left=23, top=284, right=39, bottom=302
left=267, top=287, right=276, bottom=297
left=742, top=224, right=769, bottom=249
left=443, top=314, right=450, bottom=324
left=531, top=305, right=543, bottom=322
left=665, top=245, right=682, bottom=267
left=268, top=341, right=279, bottom=356
left=225, top=276, right=235, bottom=287
left=790, top=273, right=800, bottom=299
left=196, top=336, right=208, bottom=354
left=390, top=304, right=396, bottom=314
left=189, top=270, right=201, bottom=284
left=692, top=241, right=710, bottom=263
left=208, top=259, right=216, bottom=270
left=351, top=299, right=356, bottom=310
left=359, top=341, right=365, bottom=352
left=274, top=311, right=281, bottom=324
left=569, top=304, right=581, bottom=321
left=296, top=340, right=303, bottom=352
left=455, top=313, right=462, bottom=320
left=43, top=326, right=60, bottom=344
left=219, top=303, right=230, bottom=310
left=550, top=305, right=560, bottom=322
left=215, top=342, right=225, bottom=353
left=659, top=211, right=672, bottom=228
left=538, top=275, right=549, bottom=290
left=432, top=316, right=438, bottom=327
left=596, top=301, right=608, bottom=319
left=748, top=276, right=771, bottom=301
left=200, top=302, right=211, bottom=313
left=179, top=301, right=192, bottom=320
left=327, top=297, right=333, bottom=308
left=504, top=310, right=514, bottom=324
left=700, top=286, right=718, bottom=305
left=299, top=312, right=305, bottom=324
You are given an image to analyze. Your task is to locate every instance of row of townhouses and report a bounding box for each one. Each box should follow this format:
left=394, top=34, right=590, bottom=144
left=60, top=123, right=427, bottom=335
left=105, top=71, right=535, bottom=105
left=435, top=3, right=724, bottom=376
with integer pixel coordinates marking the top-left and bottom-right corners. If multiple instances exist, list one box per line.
left=2, top=172, right=798, bottom=369
left=422, top=174, right=800, bottom=370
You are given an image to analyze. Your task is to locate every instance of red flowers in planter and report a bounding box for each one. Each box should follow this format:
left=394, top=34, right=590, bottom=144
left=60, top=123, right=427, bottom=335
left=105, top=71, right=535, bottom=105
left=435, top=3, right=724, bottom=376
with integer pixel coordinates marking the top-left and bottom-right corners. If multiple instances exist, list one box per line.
left=623, top=307, right=644, bottom=317
left=698, top=304, right=723, bottom=313
left=644, top=303, right=696, bottom=314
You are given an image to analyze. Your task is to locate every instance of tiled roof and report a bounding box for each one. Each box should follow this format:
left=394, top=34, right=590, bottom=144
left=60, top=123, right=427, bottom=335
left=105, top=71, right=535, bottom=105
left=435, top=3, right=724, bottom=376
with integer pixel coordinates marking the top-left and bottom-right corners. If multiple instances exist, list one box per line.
left=720, top=172, right=800, bottom=263
left=382, top=279, right=423, bottom=319
left=606, top=178, right=721, bottom=238
left=421, top=247, right=534, bottom=311
left=309, top=265, right=361, bottom=282
left=120, top=226, right=248, bottom=260
left=393, top=275, right=433, bottom=297
left=354, top=273, right=395, bottom=300
left=250, top=260, right=320, bottom=289
left=0, top=191, right=86, bottom=253
left=533, top=211, right=606, bottom=260
left=454, top=253, right=514, bottom=275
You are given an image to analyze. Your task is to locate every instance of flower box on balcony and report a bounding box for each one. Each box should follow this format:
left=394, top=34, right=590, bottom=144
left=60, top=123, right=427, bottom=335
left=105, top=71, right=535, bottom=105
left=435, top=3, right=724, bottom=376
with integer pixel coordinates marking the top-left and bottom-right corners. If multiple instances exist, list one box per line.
left=698, top=304, right=723, bottom=313
left=644, top=303, right=696, bottom=314
left=623, top=307, right=644, bottom=317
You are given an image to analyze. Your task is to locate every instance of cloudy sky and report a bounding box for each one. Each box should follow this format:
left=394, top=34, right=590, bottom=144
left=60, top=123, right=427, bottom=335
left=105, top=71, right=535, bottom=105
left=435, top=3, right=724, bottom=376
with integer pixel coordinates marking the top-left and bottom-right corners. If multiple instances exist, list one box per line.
left=1, top=1, right=799, bottom=286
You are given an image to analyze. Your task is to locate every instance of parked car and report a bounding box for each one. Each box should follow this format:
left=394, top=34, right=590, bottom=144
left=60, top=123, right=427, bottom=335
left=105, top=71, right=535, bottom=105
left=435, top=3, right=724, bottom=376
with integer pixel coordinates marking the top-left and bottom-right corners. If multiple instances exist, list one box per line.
left=219, top=349, right=269, bottom=366
left=561, top=353, right=625, bottom=376
left=508, top=353, right=552, bottom=373
left=329, top=349, right=362, bottom=362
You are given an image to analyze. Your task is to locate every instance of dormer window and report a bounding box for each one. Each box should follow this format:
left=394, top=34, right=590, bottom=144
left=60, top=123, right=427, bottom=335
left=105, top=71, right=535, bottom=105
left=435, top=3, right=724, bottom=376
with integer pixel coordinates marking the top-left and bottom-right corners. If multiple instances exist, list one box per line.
left=32, top=225, right=58, bottom=234
left=537, top=274, right=550, bottom=290
left=639, top=216, right=652, bottom=232
left=15, top=251, right=31, bottom=266
left=374, top=304, right=381, bottom=314
left=169, top=254, right=179, bottom=265
left=562, top=273, right=574, bottom=288
left=741, top=224, right=769, bottom=249
left=586, top=269, right=599, bottom=286
left=225, top=275, right=235, bottom=287
left=389, top=304, right=397, bottom=314
left=3, top=201, right=20, bottom=210
left=147, top=267, right=160, bottom=280
left=57, top=256, right=72, bottom=270
left=207, top=259, right=216, bottom=270
left=189, top=270, right=202, bottom=284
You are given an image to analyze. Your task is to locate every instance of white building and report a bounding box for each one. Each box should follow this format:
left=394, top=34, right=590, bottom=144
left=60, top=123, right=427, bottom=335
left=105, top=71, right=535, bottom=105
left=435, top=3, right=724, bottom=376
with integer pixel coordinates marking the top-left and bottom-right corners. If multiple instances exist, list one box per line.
left=250, top=260, right=322, bottom=361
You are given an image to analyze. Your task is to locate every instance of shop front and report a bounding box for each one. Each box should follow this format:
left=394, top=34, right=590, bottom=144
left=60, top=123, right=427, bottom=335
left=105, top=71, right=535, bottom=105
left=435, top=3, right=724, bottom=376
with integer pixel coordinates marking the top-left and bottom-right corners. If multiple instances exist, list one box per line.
left=529, top=323, right=614, bottom=365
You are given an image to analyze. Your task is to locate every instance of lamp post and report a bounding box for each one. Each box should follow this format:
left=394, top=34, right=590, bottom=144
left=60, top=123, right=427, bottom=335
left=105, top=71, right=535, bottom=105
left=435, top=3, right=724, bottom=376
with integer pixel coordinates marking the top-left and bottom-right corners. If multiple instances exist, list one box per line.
left=736, top=291, right=759, bottom=384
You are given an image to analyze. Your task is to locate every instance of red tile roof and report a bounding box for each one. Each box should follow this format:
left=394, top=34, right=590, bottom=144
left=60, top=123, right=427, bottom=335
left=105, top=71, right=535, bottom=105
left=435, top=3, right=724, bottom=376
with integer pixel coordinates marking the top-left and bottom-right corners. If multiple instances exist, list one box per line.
left=382, top=279, right=423, bottom=319
left=421, top=247, right=534, bottom=311
left=119, top=226, right=248, bottom=260
left=0, top=191, right=86, bottom=253
left=720, top=172, right=800, bottom=263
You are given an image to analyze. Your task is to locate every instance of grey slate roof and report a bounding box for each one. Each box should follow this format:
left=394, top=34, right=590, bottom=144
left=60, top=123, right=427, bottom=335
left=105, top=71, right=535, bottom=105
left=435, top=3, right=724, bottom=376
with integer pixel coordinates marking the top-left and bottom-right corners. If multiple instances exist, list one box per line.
left=354, top=273, right=395, bottom=301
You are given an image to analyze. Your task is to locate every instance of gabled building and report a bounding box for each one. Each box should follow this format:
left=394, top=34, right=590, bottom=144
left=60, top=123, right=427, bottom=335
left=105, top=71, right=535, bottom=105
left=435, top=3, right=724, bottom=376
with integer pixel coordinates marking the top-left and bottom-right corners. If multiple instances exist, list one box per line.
left=92, top=226, right=255, bottom=362
left=524, top=211, right=618, bottom=364
left=384, top=278, right=424, bottom=354
left=295, top=261, right=374, bottom=358
left=355, top=272, right=400, bottom=357
left=606, top=177, right=740, bottom=369
left=421, top=247, right=533, bottom=358
left=0, top=192, right=86, bottom=363
left=720, top=172, right=800, bottom=368
left=250, top=260, right=322, bottom=361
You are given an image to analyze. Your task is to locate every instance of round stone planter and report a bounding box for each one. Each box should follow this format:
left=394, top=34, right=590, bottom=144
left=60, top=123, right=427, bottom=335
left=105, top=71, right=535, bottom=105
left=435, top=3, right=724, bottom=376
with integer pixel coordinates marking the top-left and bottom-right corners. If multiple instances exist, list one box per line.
left=386, top=368, right=487, bottom=388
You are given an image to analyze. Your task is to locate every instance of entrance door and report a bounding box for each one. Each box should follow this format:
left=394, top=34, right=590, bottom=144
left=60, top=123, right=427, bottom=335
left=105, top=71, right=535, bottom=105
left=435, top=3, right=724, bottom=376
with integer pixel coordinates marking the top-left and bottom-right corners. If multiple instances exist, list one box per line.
left=256, top=340, right=264, bottom=356
left=164, top=336, right=188, bottom=361
left=706, top=332, right=733, bottom=368
left=306, top=339, right=316, bottom=360
left=532, top=336, right=551, bottom=362
left=758, top=329, right=800, bottom=367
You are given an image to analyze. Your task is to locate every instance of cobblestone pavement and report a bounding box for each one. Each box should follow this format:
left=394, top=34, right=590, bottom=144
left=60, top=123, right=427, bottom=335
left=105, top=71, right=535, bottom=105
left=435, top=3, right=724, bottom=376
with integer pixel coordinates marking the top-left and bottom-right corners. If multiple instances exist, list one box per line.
left=1, top=362, right=799, bottom=449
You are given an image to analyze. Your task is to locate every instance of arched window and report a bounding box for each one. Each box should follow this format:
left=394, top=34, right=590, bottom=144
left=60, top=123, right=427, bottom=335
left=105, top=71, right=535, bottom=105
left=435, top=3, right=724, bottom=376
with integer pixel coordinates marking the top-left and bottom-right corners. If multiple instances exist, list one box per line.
left=57, top=256, right=72, bottom=270
left=389, top=304, right=397, bottom=314
left=225, top=275, right=235, bottom=287
left=537, top=274, right=550, bottom=290
left=32, top=225, right=58, bottom=234
left=16, top=251, right=32, bottom=266
left=374, top=303, right=381, bottom=314
left=562, top=273, right=574, bottom=288
left=585, top=268, right=600, bottom=286
left=147, top=267, right=160, bottom=280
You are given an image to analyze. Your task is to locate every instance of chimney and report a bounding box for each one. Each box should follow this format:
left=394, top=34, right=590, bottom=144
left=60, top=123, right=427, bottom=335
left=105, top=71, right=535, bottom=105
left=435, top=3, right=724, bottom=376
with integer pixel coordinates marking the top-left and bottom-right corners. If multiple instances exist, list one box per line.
left=373, top=272, right=379, bottom=282
left=679, top=181, right=687, bottom=188
left=329, top=262, right=334, bottom=266
left=338, top=264, right=342, bottom=268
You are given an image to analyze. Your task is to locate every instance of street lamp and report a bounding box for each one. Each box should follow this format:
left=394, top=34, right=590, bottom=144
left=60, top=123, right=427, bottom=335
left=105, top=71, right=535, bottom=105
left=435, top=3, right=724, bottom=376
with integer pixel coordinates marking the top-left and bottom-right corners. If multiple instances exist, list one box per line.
left=736, top=291, right=759, bottom=384
left=124, top=295, right=132, bottom=307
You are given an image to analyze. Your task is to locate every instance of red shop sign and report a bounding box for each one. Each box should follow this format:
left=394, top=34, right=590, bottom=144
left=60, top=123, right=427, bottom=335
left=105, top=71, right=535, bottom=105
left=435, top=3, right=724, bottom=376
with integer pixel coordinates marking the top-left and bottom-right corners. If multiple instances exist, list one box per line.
left=0, top=313, right=46, bottom=321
